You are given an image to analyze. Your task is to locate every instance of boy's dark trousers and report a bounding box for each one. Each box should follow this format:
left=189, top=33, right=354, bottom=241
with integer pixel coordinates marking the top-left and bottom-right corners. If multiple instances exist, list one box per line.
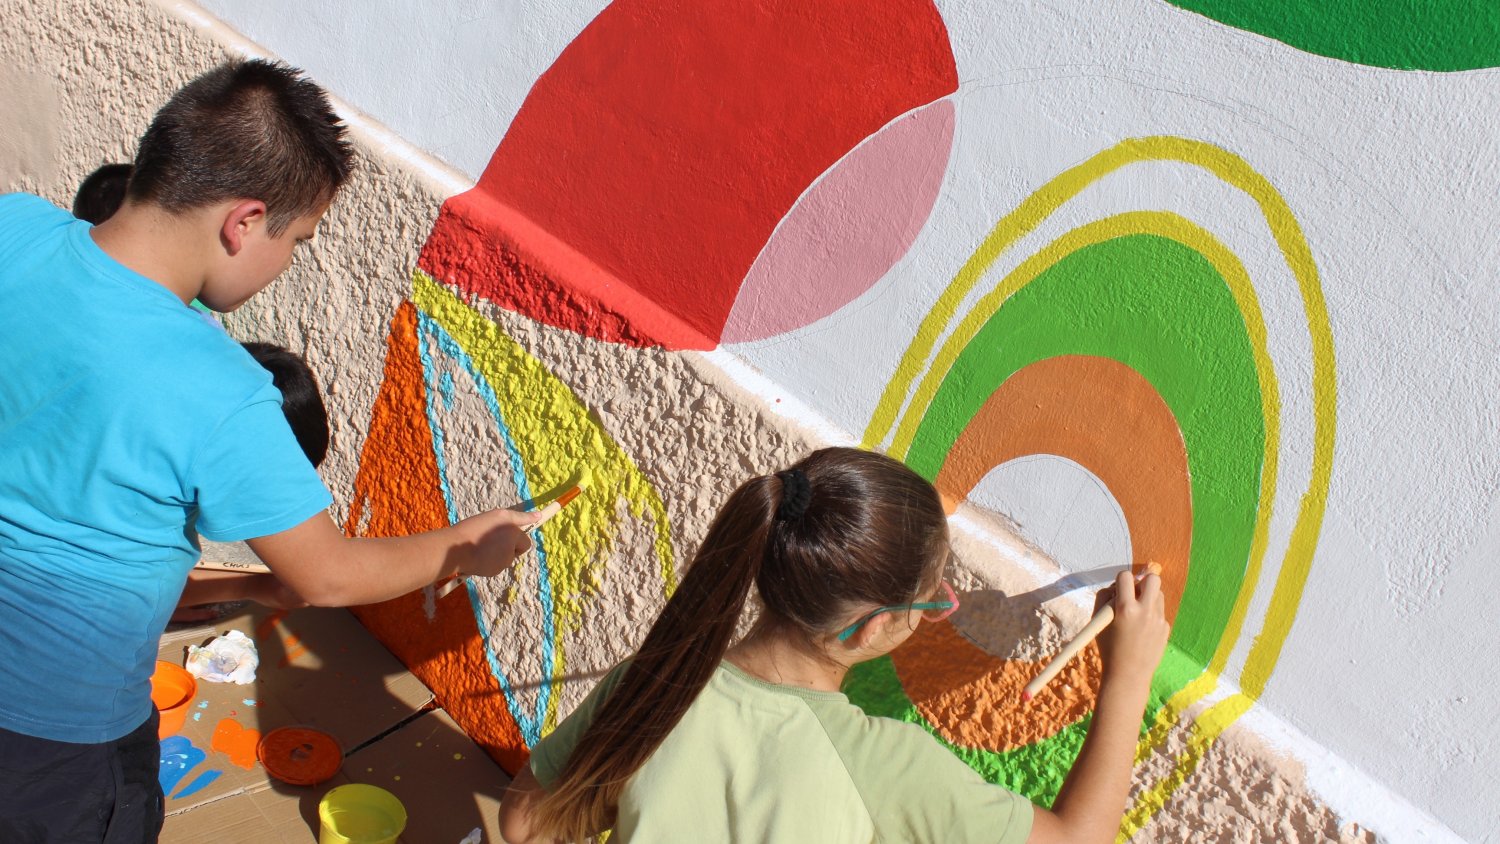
left=0, top=711, right=163, bottom=843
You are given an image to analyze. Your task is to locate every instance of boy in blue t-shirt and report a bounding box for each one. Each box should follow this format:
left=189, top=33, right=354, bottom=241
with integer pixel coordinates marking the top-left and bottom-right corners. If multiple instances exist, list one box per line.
left=173, top=341, right=331, bottom=622
left=0, top=60, right=538, bottom=843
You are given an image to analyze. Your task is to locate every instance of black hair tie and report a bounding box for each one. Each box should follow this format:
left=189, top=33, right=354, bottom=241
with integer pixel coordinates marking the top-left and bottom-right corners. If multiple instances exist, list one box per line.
left=776, top=469, right=812, bottom=522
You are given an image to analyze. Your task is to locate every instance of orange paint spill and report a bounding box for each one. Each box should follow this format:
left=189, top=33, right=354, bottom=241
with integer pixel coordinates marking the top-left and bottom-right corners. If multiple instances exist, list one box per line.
left=890, top=621, right=1101, bottom=752
left=210, top=718, right=261, bottom=770
left=343, top=302, right=528, bottom=772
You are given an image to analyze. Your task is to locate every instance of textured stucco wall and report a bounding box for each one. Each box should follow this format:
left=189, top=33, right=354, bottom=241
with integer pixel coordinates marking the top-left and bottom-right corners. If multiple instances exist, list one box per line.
left=6, top=0, right=1497, bottom=841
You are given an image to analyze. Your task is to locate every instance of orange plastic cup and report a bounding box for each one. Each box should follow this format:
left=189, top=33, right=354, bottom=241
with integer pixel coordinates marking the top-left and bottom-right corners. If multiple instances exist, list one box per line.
left=150, top=660, right=197, bottom=738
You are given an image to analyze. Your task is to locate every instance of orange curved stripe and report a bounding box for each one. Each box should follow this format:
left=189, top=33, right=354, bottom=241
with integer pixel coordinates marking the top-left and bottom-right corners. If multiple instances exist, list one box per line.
left=936, top=355, right=1190, bottom=622
left=892, top=621, right=1102, bottom=752
left=343, top=301, right=528, bottom=773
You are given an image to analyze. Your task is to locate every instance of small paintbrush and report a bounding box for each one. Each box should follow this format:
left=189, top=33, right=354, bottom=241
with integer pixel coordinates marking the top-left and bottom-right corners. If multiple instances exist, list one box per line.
left=435, top=466, right=594, bottom=599
left=1021, top=562, right=1162, bottom=702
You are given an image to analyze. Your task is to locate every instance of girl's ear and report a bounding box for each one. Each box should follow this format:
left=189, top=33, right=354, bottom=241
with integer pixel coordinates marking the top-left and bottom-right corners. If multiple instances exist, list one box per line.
left=843, top=610, right=908, bottom=655
left=219, top=199, right=267, bottom=256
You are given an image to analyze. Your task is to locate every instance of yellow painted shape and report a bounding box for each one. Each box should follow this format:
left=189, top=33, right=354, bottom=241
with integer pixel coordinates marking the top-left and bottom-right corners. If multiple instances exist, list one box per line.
left=861, top=136, right=1336, bottom=838
left=412, top=269, right=678, bottom=730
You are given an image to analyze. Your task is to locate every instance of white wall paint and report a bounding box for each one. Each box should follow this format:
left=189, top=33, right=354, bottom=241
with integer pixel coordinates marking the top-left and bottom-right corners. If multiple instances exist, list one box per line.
left=195, top=0, right=610, bottom=179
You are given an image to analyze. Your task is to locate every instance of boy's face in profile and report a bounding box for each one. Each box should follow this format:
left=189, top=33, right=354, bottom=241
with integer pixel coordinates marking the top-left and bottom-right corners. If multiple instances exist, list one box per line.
left=199, top=206, right=327, bottom=312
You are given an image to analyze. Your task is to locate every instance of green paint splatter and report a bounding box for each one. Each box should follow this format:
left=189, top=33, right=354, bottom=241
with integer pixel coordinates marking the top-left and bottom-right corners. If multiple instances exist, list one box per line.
left=1167, top=0, right=1500, bottom=71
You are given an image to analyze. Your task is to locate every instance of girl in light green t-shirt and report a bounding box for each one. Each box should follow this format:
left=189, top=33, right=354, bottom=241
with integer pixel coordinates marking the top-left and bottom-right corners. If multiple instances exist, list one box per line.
left=500, top=447, right=1169, bottom=843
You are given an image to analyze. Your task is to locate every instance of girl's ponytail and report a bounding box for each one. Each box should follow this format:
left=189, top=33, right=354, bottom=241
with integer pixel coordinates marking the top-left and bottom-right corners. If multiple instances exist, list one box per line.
left=531, top=474, right=781, bottom=840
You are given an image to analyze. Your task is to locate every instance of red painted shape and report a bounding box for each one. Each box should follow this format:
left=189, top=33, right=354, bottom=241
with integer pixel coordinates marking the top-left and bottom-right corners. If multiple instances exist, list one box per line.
left=343, top=302, right=529, bottom=772
left=419, top=0, right=958, bottom=350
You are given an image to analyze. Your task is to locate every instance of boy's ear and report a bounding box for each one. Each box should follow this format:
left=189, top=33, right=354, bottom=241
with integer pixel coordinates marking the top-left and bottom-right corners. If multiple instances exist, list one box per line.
left=219, top=199, right=268, bottom=256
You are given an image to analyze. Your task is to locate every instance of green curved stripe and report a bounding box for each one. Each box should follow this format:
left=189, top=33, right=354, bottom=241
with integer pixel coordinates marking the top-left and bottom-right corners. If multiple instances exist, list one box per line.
left=1167, top=0, right=1500, bottom=71
left=905, top=234, right=1263, bottom=682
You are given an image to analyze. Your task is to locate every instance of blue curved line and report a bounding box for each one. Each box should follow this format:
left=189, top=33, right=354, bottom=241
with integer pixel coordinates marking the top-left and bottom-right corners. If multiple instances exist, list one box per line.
left=414, top=311, right=556, bottom=747
left=415, top=315, right=460, bottom=527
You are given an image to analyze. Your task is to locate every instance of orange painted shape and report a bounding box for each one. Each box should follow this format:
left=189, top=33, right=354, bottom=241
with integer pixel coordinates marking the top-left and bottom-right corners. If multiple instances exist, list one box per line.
left=342, top=302, right=529, bottom=772
left=936, top=355, right=1191, bottom=621
left=210, top=718, right=261, bottom=770
left=891, top=621, right=1102, bottom=752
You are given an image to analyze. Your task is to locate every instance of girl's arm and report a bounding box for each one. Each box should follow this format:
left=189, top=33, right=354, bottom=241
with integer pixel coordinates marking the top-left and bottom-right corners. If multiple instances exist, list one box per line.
left=1027, top=569, right=1170, bottom=844
left=498, top=765, right=554, bottom=844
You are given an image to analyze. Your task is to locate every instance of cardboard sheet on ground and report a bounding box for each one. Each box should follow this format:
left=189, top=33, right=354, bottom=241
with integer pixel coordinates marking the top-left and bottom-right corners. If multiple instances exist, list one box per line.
left=156, top=606, right=510, bottom=843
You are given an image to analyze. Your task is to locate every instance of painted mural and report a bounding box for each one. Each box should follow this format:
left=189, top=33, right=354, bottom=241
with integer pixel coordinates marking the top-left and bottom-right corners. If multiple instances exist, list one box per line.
left=192, top=0, right=1500, bottom=839
left=417, top=0, right=958, bottom=349
left=848, top=136, right=1336, bottom=837
left=343, top=272, right=675, bottom=772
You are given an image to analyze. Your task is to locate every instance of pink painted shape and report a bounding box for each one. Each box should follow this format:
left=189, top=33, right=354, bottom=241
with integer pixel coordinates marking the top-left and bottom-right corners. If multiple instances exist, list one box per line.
left=722, top=99, right=956, bottom=343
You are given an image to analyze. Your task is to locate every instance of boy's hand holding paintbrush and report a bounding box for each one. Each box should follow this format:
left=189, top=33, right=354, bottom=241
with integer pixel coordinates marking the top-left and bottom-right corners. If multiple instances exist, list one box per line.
left=436, top=467, right=593, bottom=599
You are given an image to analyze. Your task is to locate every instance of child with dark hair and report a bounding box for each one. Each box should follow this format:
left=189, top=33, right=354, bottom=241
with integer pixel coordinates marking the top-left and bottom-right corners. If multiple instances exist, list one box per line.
left=0, top=60, right=539, bottom=843
left=72, top=162, right=133, bottom=224
left=498, top=447, right=1171, bottom=844
left=242, top=341, right=329, bottom=468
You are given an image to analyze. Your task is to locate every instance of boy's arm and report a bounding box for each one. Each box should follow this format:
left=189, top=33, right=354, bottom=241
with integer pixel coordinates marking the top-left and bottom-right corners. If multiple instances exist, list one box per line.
left=1027, top=569, right=1170, bottom=844
left=246, top=507, right=538, bottom=607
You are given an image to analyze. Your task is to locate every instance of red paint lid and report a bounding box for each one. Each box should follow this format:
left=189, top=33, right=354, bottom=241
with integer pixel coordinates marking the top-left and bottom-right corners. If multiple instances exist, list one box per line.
left=258, top=726, right=343, bottom=786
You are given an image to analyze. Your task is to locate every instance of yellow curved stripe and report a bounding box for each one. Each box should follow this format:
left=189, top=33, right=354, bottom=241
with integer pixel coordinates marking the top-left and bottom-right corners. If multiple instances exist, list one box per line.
left=860, top=137, right=1336, bottom=839
left=1121, top=201, right=1336, bottom=838
left=885, top=210, right=1284, bottom=696
left=897, top=211, right=1288, bottom=828
left=411, top=269, right=679, bottom=730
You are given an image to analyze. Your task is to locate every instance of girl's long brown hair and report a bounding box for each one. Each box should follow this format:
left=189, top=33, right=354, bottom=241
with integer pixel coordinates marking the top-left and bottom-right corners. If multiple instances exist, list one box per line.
left=532, top=447, right=948, bottom=840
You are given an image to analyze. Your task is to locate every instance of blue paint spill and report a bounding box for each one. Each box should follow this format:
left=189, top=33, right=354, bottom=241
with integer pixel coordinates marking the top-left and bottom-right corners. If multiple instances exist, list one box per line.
left=439, top=370, right=456, bottom=411
left=415, top=310, right=557, bottom=748
left=241, top=698, right=257, bottom=707
left=192, top=712, right=201, bottom=722
left=172, top=768, right=222, bottom=799
left=196, top=701, right=208, bottom=709
left=159, top=735, right=209, bottom=796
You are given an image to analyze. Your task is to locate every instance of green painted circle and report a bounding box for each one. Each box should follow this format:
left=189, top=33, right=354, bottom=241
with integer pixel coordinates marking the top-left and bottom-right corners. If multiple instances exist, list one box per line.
left=1168, top=0, right=1500, bottom=71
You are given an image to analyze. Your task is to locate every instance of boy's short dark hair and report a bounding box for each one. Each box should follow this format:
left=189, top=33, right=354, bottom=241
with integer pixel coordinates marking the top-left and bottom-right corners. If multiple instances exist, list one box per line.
left=128, top=60, right=354, bottom=236
left=72, top=163, right=134, bottom=224
left=242, top=342, right=330, bottom=468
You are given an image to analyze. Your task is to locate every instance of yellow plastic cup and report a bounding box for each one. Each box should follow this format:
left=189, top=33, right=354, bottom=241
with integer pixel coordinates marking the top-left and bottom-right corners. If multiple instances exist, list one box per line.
left=317, top=784, right=407, bottom=844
